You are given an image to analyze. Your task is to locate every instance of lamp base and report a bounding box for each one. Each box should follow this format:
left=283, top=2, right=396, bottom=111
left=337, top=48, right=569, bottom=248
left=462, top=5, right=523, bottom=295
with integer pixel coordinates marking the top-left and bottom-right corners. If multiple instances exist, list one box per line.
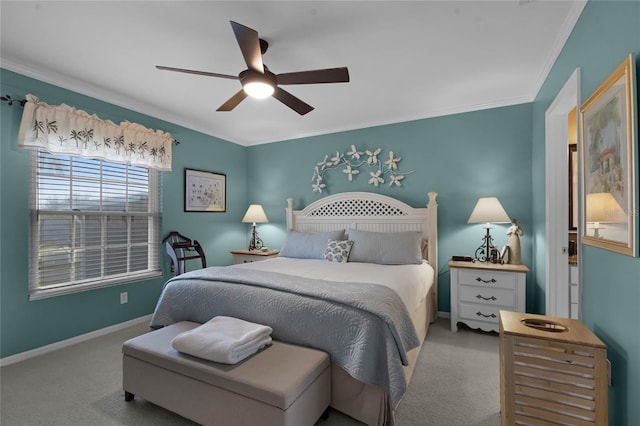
left=247, top=224, right=264, bottom=251
left=474, top=227, right=503, bottom=264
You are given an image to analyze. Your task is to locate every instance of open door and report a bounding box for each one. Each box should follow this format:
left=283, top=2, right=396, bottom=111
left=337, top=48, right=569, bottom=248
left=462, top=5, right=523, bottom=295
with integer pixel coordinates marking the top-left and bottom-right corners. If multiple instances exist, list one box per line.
left=544, top=68, right=581, bottom=318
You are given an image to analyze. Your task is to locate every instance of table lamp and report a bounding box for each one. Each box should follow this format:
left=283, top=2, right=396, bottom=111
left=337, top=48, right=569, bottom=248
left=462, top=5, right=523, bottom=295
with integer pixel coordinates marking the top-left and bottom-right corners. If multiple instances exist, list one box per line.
left=242, top=204, right=268, bottom=251
left=468, top=197, right=511, bottom=262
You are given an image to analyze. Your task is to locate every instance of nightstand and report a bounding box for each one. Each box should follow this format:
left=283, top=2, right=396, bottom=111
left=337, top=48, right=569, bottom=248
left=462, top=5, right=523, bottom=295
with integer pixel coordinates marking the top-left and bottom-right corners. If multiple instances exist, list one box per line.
left=449, top=260, right=528, bottom=333
left=231, top=249, right=279, bottom=265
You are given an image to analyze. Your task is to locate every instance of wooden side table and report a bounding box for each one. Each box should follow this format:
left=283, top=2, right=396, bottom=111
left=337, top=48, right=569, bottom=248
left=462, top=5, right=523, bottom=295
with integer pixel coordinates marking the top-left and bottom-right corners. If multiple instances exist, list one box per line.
left=499, top=311, right=607, bottom=425
left=231, top=249, right=279, bottom=265
left=449, top=260, right=528, bottom=333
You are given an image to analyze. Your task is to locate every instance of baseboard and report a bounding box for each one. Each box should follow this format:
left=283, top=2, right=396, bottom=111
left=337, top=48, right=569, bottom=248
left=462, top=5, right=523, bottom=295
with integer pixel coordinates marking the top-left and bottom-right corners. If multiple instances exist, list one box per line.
left=0, top=314, right=152, bottom=367
left=438, top=311, right=450, bottom=319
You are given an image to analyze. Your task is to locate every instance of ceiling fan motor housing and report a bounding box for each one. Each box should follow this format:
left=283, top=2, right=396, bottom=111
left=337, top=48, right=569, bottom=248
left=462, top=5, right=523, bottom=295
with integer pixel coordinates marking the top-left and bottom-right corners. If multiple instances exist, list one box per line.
left=240, top=69, right=276, bottom=88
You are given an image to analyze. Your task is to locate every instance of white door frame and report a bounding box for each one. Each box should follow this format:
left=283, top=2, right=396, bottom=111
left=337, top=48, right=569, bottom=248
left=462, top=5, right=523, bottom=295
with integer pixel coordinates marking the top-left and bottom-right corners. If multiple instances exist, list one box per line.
left=545, top=68, right=580, bottom=318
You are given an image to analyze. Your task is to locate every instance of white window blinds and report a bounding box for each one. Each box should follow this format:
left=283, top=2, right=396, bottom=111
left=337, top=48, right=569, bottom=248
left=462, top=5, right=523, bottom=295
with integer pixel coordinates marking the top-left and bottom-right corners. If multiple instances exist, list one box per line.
left=29, top=149, right=161, bottom=299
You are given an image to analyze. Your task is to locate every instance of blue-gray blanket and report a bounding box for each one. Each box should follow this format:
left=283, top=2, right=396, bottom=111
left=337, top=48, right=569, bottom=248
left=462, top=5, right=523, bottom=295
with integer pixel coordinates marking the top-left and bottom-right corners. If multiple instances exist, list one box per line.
left=150, top=266, right=420, bottom=408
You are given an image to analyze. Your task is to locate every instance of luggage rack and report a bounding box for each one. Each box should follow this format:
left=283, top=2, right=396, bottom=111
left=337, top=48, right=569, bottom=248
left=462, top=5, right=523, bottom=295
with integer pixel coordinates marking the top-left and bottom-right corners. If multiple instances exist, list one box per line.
left=162, top=231, right=206, bottom=276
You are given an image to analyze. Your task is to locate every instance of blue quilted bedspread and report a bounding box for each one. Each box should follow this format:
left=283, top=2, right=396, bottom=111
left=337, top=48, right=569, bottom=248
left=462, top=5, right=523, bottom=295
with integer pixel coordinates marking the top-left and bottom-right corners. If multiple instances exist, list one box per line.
left=150, top=266, right=420, bottom=408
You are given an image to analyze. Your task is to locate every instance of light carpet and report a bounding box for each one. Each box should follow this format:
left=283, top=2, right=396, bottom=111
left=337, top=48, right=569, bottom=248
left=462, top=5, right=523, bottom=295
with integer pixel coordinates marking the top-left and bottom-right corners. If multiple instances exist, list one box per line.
left=0, top=318, right=501, bottom=426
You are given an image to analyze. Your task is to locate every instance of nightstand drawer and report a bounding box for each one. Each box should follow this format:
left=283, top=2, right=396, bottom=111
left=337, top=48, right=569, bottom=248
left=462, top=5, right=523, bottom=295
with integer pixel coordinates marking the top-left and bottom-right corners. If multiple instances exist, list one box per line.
left=457, top=269, right=517, bottom=290
left=233, top=254, right=263, bottom=264
left=458, top=285, right=515, bottom=307
left=458, top=302, right=501, bottom=324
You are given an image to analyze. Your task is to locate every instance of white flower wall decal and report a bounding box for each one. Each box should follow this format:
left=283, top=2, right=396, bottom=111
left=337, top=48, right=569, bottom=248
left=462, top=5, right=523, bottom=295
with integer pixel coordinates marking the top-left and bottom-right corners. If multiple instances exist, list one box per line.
left=311, top=145, right=413, bottom=193
left=385, top=151, right=401, bottom=170
left=330, top=151, right=342, bottom=165
left=347, top=144, right=363, bottom=159
left=365, top=148, right=381, bottom=165
left=343, top=165, right=359, bottom=181
left=368, top=170, right=384, bottom=187
left=312, top=180, right=327, bottom=193
left=389, top=174, right=404, bottom=187
left=317, top=155, right=329, bottom=167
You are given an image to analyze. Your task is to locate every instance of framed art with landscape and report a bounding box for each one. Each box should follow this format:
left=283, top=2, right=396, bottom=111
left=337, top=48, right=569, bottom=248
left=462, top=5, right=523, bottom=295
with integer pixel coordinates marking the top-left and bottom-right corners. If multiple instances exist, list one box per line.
left=580, top=54, right=638, bottom=256
left=184, top=168, right=226, bottom=212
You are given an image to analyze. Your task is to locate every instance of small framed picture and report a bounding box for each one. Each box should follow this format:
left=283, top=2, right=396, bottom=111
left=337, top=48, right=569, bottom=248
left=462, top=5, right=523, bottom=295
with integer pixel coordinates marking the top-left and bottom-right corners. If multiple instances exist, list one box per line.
left=500, top=245, right=509, bottom=264
left=184, top=168, right=226, bottom=212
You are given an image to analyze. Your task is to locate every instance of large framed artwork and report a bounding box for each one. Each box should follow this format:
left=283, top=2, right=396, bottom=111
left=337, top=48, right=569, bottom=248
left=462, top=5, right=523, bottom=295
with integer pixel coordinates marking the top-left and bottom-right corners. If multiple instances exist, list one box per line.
left=184, top=168, right=226, bottom=212
left=580, top=54, right=637, bottom=256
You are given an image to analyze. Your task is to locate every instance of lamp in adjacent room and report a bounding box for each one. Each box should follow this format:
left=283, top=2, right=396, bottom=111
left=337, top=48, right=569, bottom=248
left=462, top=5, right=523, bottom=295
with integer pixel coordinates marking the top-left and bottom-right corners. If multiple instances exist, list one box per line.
left=468, top=197, right=511, bottom=263
left=586, top=192, right=626, bottom=238
left=242, top=204, right=269, bottom=251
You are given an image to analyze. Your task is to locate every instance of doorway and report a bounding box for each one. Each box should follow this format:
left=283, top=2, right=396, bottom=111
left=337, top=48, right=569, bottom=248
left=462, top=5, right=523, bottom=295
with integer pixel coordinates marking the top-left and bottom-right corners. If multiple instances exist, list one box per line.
left=544, top=68, right=581, bottom=319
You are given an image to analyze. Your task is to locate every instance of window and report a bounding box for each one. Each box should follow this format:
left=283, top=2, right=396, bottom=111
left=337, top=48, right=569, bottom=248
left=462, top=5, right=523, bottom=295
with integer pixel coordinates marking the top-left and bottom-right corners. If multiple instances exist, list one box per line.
left=29, top=149, right=161, bottom=299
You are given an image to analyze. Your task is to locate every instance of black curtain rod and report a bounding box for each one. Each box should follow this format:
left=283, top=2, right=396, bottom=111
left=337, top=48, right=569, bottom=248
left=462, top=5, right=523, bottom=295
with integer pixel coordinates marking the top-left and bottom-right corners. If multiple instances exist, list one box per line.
left=1, top=94, right=26, bottom=107
left=1, top=94, right=181, bottom=146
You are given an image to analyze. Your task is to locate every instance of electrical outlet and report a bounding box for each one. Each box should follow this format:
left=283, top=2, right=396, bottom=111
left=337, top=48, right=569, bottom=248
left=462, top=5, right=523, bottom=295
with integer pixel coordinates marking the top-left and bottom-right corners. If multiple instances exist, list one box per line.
left=120, top=292, right=128, bottom=304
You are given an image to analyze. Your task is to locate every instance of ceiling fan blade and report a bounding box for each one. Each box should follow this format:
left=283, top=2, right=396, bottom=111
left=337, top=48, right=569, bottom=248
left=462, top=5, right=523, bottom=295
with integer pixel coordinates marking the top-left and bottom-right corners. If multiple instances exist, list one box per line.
left=230, top=21, right=264, bottom=73
left=277, top=67, right=350, bottom=85
left=272, top=87, right=314, bottom=115
left=217, top=90, right=248, bottom=111
left=156, top=65, right=238, bottom=80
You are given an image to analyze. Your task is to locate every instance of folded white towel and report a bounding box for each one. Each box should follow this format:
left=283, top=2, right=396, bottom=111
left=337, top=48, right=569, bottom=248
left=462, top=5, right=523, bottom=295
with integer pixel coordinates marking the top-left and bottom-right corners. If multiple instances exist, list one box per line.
left=171, top=316, right=273, bottom=364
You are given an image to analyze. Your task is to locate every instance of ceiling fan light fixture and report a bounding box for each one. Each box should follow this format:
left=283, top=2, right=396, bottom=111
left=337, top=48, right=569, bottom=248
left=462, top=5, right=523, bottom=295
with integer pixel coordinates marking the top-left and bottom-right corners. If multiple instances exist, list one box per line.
left=243, top=81, right=274, bottom=99
left=240, top=69, right=276, bottom=99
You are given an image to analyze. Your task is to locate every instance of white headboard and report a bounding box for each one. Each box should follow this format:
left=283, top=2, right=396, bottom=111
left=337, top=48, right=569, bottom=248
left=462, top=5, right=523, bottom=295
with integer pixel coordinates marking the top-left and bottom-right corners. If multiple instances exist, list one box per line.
left=285, top=191, right=439, bottom=302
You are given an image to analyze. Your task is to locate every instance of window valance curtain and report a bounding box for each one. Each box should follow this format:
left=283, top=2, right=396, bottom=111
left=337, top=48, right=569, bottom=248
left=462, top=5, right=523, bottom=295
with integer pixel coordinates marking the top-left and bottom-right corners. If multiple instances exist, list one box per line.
left=18, top=94, right=172, bottom=171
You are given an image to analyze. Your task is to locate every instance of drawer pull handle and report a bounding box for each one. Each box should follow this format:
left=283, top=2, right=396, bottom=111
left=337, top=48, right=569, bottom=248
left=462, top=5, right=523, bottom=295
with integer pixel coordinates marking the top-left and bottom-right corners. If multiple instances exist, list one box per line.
left=476, top=311, right=497, bottom=319
left=476, top=294, right=497, bottom=301
left=476, top=277, right=497, bottom=284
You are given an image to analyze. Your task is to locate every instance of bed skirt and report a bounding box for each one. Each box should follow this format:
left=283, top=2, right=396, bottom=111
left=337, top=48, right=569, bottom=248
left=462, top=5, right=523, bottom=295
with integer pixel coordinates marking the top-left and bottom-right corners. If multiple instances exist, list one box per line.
left=329, top=285, right=434, bottom=426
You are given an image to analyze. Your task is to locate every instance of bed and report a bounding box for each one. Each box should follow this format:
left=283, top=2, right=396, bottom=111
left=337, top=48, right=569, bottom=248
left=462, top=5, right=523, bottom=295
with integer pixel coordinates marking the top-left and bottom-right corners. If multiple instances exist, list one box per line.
left=150, top=191, right=438, bottom=426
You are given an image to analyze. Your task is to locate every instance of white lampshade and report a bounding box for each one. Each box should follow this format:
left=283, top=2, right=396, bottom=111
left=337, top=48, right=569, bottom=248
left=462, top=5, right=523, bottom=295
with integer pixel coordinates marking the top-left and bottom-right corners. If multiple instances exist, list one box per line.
left=586, top=193, right=626, bottom=223
left=242, top=204, right=268, bottom=224
left=467, top=197, right=511, bottom=224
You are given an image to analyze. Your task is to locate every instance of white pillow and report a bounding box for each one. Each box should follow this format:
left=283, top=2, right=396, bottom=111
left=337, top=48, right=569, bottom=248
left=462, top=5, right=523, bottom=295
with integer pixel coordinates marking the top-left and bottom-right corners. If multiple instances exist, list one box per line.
left=348, top=229, right=423, bottom=265
left=324, top=239, right=354, bottom=263
left=279, top=229, right=346, bottom=259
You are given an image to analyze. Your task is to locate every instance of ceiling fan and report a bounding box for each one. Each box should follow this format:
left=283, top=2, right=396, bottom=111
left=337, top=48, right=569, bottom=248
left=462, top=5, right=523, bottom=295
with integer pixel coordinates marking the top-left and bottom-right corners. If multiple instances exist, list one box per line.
left=156, top=21, right=350, bottom=115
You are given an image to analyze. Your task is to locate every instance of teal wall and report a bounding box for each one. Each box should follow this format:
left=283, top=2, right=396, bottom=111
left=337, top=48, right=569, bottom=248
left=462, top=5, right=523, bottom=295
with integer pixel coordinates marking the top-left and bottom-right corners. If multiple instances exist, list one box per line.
left=531, top=1, right=640, bottom=424
left=0, top=69, right=248, bottom=358
left=247, top=104, right=534, bottom=313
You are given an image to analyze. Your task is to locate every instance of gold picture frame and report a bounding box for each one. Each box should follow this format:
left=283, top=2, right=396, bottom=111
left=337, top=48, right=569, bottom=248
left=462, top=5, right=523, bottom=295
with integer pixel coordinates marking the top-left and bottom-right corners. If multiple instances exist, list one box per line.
left=580, top=54, right=637, bottom=256
left=569, top=144, right=578, bottom=231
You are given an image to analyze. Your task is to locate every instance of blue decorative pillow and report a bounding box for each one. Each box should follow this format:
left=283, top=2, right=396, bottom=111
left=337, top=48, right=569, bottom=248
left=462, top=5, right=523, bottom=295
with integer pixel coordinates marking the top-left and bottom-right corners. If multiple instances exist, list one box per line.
left=348, top=229, right=423, bottom=265
left=279, top=229, right=346, bottom=259
left=324, top=239, right=354, bottom=263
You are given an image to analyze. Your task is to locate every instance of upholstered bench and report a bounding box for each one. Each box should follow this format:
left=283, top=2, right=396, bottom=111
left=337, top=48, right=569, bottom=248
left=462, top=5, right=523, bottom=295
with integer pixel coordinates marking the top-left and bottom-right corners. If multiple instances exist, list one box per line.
left=122, top=321, right=330, bottom=426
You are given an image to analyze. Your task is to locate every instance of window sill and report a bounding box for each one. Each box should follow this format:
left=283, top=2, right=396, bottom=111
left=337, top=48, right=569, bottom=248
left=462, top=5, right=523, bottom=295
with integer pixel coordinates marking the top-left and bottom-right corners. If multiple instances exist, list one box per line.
left=29, top=270, right=163, bottom=301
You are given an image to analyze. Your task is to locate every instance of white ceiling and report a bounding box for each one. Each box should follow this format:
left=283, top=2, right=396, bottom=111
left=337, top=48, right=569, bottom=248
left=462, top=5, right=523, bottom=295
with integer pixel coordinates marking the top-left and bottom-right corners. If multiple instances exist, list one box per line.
left=1, top=1, right=585, bottom=146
